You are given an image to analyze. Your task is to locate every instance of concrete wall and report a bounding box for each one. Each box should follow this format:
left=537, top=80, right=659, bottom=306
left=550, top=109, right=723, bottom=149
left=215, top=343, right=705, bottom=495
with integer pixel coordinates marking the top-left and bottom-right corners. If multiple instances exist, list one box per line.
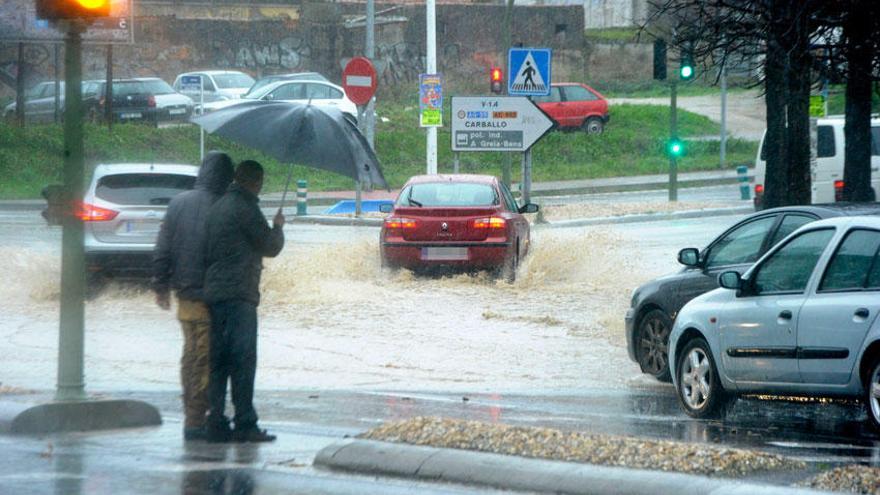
left=583, top=0, right=649, bottom=29
left=0, top=3, right=585, bottom=98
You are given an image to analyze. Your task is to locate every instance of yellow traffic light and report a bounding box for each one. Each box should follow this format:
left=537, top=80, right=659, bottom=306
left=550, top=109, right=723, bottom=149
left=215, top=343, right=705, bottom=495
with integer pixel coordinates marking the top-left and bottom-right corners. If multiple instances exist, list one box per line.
left=36, top=0, right=111, bottom=20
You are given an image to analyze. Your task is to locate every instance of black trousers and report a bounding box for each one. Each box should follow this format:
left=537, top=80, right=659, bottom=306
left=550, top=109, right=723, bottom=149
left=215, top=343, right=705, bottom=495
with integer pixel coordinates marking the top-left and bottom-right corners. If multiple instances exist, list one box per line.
left=207, top=299, right=259, bottom=431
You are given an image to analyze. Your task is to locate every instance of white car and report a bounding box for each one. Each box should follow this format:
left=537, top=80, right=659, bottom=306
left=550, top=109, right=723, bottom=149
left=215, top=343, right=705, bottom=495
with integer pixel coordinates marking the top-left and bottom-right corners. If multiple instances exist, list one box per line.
left=669, top=215, right=880, bottom=429
left=81, top=163, right=199, bottom=281
left=4, top=81, right=65, bottom=123
left=172, top=70, right=255, bottom=104
left=202, top=79, right=358, bottom=120
left=753, top=116, right=880, bottom=207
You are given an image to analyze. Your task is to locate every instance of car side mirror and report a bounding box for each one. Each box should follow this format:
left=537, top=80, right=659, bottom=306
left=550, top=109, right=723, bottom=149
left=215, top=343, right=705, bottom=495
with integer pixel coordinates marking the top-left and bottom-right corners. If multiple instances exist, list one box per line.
left=718, top=271, right=742, bottom=290
left=677, top=247, right=700, bottom=267
left=518, top=203, right=539, bottom=214
left=378, top=203, right=393, bottom=213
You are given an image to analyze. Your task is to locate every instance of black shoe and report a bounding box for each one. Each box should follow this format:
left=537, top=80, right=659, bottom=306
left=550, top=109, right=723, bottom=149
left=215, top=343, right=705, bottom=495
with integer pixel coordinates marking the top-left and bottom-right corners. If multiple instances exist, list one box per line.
left=205, top=425, right=233, bottom=443
left=183, top=426, right=207, bottom=441
left=232, top=428, right=276, bottom=443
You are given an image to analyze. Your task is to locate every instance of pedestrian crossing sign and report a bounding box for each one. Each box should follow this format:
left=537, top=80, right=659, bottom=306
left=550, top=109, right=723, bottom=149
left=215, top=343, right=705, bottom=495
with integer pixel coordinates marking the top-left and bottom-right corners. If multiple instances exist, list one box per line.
left=508, top=48, right=551, bottom=96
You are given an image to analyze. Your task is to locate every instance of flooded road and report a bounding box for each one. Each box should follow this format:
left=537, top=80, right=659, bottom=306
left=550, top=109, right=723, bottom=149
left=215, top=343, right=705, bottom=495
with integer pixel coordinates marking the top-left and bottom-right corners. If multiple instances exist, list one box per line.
left=0, top=210, right=732, bottom=393
left=4, top=209, right=880, bottom=469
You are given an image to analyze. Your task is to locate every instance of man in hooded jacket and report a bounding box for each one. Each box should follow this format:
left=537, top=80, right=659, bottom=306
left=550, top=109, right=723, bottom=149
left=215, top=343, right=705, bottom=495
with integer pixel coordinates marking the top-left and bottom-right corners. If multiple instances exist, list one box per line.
left=153, top=151, right=235, bottom=441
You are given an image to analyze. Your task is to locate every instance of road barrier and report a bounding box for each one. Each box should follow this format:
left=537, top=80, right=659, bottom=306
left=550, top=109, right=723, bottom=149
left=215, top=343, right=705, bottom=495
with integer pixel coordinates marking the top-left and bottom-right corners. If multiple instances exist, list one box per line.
left=297, top=180, right=308, bottom=216
left=737, top=165, right=751, bottom=200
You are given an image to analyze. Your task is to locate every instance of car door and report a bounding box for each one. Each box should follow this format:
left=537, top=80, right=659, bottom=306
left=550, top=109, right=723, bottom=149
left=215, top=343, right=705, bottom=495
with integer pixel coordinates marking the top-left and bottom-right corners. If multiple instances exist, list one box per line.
left=674, top=214, right=780, bottom=315
left=559, top=84, right=601, bottom=125
left=797, top=228, right=880, bottom=384
left=532, top=86, right=564, bottom=126
left=720, top=228, right=836, bottom=384
left=498, top=182, right=529, bottom=255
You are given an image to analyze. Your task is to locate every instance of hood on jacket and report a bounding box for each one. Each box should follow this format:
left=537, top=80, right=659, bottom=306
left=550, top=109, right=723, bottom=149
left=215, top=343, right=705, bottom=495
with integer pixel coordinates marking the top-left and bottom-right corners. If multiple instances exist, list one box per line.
left=195, top=151, right=234, bottom=194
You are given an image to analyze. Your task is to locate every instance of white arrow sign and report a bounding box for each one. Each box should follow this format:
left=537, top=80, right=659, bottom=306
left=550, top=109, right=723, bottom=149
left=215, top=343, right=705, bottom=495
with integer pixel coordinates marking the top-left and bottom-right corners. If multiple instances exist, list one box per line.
left=451, top=96, right=554, bottom=152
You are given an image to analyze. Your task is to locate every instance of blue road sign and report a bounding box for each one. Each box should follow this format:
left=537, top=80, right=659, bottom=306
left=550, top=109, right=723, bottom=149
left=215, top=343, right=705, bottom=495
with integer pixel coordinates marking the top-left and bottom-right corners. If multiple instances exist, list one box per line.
left=508, top=48, right=551, bottom=96
left=180, top=75, right=202, bottom=90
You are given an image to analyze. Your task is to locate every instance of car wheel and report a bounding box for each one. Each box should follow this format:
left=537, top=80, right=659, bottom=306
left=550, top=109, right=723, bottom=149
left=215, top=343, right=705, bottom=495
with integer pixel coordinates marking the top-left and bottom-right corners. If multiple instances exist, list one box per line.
left=583, top=117, right=604, bottom=135
left=498, top=242, right=519, bottom=283
left=865, top=356, right=880, bottom=430
left=676, top=337, right=727, bottom=418
left=636, top=309, right=673, bottom=382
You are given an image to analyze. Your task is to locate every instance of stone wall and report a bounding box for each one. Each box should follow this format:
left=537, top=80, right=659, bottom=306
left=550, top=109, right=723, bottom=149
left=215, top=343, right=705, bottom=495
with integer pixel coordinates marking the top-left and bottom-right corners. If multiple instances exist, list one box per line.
left=1, top=3, right=586, bottom=98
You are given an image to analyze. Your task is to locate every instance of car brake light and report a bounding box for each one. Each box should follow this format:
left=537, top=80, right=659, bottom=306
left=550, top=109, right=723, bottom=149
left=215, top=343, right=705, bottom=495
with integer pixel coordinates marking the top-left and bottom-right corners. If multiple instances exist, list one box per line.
left=384, top=217, right=416, bottom=229
left=754, top=184, right=764, bottom=196
left=473, top=217, right=506, bottom=229
left=834, top=180, right=844, bottom=201
left=148, top=95, right=156, bottom=107
left=77, top=202, right=118, bottom=222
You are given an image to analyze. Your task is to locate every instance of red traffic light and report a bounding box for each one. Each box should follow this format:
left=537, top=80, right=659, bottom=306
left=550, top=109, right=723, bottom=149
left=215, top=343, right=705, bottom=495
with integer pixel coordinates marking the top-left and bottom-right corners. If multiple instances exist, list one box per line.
left=490, top=67, right=503, bottom=94
left=37, top=0, right=111, bottom=20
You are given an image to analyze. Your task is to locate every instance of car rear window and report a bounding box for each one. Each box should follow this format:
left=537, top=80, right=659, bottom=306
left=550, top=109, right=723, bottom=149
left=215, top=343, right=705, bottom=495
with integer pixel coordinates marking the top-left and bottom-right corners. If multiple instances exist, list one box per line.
left=213, top=73, right=255, bottom=89
left=95, top=173, right=195, bottom=206
left=399, top=183, right=498, bottom=207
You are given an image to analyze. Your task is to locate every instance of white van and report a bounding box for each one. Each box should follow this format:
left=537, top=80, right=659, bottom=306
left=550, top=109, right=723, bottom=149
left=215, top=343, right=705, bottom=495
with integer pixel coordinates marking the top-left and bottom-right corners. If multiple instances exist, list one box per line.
left=753, top=116, right=880, bottom=208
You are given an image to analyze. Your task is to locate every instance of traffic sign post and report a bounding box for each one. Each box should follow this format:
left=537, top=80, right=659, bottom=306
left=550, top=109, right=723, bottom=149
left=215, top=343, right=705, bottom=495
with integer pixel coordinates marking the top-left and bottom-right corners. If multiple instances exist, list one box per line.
left=507, top=48, right=551, bottom=97
left=342, top=57, right=378, bottom=217
left=451, top=96, right=554, bottom=201
left=180, top=75, right=204, bottom=161
left=451, top=96, right=554, bottom=152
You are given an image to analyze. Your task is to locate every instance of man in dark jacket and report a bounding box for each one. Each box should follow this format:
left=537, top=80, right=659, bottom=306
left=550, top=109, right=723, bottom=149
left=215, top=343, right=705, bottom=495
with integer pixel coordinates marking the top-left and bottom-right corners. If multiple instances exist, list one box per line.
left=204, top=160, right=284, bottom=443
left=153, top=151, right=235, bottom=441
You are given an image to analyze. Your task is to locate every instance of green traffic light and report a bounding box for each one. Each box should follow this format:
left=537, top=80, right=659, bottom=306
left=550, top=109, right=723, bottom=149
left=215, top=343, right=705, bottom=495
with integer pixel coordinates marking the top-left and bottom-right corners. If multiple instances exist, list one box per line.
left=680, top=65, right=693, bottom=79
left=667, top=139, right=685, bottom=157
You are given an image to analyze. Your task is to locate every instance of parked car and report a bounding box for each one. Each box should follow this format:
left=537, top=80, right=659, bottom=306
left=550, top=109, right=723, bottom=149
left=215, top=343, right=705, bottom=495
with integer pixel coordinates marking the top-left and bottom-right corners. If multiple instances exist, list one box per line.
left=379, top=174, right=538, bottom=282
left=81, top=163, right=198, bottom=281
left=244, top=72, right=330, bottom=97
left=3, top=81, right=65, bottom=123
left=172, top=70, right=255, bottom=104
left=83, top=78, right=194, bottom=125
left=753, top=116, right=880, bottom=208
left=531, top=82, right=609, bottom=134
left=669, top=216, right=880, bottom=429
left=626, top=204, right=880, bottom=382
left=203, top=79, right=358, bottom=120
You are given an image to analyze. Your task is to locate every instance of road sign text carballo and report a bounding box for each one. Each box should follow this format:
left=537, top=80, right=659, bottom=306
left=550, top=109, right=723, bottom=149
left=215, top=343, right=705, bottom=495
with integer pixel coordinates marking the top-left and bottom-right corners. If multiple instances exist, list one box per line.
left=451, top=96, right=554, bottom=152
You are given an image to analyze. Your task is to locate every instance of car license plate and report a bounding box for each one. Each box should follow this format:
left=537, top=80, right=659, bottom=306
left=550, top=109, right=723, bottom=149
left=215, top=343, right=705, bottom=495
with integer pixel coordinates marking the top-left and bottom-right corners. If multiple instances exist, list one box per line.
left=422, top=247, right=468, bottom=261
left=169, top=108, right=186, bottom=115
left=120, top=112, right=142, bottom=119
left=125, top=220, right=159, bottom=233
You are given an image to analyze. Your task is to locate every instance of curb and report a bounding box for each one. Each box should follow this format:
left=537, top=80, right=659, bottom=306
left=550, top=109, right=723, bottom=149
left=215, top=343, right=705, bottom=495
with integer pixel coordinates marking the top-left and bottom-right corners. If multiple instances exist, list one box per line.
left=543, top=205, right=755, bottom=229
left=289, top=215, right=382, bottom=227
left=518, top=175, right=750, bottom=198
left=314, top=440, right=831, bottom=495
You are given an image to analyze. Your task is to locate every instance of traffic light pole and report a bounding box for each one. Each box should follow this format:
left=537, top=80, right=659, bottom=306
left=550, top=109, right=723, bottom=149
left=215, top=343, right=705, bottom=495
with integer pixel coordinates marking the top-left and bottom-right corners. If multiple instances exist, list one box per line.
left=57, top=21, right=87, bottom=401
left=669, top=80, right=678, bottom=202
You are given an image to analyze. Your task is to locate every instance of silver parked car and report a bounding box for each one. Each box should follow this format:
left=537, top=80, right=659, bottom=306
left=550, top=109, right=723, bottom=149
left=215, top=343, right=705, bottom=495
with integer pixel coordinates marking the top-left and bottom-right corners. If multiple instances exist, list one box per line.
left=669, top=216, right=880, bottom=429
left=82, top=163, right=198, bottom=281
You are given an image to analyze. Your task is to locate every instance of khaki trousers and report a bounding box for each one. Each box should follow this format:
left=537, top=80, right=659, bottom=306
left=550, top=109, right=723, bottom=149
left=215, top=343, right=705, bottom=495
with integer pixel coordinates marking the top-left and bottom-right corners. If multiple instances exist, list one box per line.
left=177, top=298, right=211, bottom=428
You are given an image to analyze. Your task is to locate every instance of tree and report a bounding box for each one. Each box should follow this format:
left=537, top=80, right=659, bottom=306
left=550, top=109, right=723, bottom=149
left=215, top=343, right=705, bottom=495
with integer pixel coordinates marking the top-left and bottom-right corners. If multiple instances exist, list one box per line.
left=833, top=0, right=879, bottom=202
left=643, top=0, right=829, bottom=208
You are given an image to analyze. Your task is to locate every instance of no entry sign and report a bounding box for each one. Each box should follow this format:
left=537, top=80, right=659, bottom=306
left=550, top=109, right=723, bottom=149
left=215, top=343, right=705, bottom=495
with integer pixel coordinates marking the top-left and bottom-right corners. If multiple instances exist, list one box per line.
left=342, top=57, right=378, bottom=106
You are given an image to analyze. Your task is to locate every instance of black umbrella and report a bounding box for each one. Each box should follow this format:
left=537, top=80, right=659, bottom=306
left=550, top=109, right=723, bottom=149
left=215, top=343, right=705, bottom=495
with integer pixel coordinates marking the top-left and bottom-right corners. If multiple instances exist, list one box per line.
left=191, top=101, right=388, bottom=200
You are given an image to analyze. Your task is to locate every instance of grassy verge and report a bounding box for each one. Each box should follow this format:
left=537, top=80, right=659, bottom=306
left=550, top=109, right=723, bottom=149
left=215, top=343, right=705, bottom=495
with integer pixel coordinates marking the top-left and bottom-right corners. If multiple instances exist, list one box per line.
left=0, top=103, right=756, bottom=199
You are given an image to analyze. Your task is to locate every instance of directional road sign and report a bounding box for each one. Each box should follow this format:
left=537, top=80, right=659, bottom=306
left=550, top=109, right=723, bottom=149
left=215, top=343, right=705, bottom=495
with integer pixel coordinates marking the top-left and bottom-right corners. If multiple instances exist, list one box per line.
left=451, top=96, right=554, bottom=152
left=508, top=48, right=551, bottom=96
left=342, top=57, right=377, bottom=106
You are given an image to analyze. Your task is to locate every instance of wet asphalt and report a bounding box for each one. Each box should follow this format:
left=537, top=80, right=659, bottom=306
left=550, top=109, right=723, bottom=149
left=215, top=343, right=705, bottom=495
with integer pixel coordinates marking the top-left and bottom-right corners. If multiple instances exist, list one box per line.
left=2, top=385, right=878, bottom=494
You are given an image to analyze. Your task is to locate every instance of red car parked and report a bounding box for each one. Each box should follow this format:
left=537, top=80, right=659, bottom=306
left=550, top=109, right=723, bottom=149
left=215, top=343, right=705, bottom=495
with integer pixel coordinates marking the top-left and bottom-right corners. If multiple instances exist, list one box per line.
left=380, top=174, right=539, bottom=282
left=532, top=82, right=609, bottom=134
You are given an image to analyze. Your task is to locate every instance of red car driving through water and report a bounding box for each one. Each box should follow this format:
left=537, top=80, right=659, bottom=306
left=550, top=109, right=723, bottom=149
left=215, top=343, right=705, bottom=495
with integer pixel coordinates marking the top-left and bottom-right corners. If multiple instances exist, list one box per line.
left=380, top=174, right=539, bottom=282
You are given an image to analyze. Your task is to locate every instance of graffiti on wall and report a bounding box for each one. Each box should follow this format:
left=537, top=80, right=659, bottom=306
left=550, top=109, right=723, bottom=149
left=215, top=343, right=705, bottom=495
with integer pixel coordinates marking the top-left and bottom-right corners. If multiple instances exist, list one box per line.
left=0, top=44, right=51, bottom=91
left=213, top=36, right=311, bottom=70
